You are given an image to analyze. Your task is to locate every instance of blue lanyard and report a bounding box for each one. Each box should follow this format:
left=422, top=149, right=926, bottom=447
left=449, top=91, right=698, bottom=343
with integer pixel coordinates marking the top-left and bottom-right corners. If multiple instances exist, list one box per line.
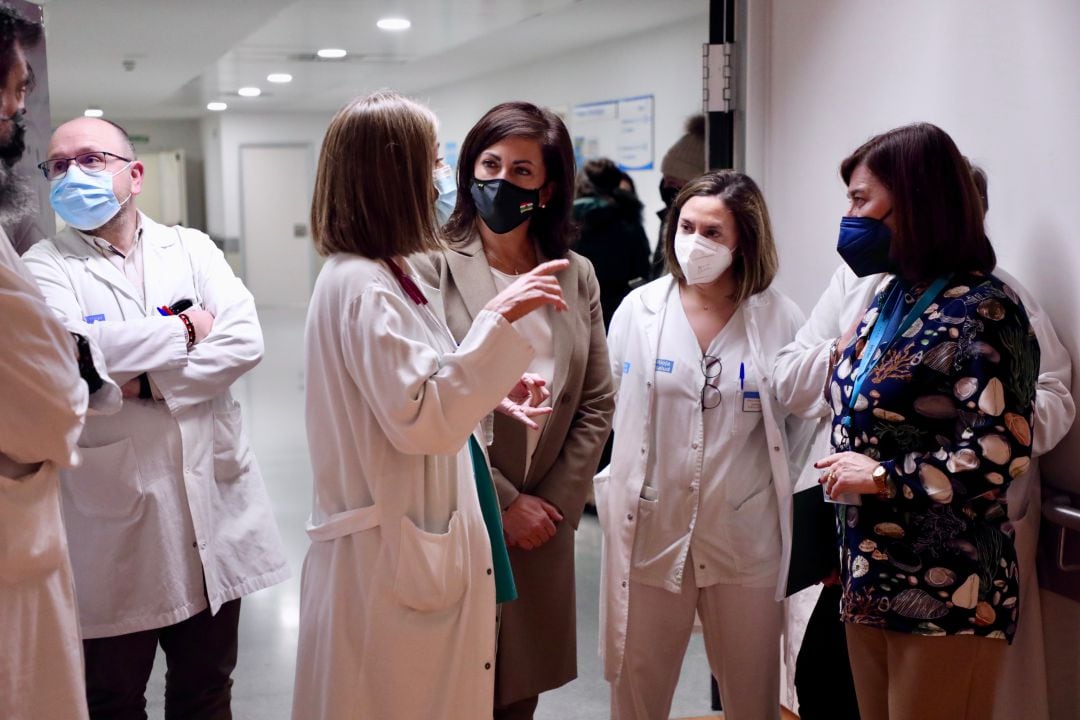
left=845, top=275, right=951, bottom=425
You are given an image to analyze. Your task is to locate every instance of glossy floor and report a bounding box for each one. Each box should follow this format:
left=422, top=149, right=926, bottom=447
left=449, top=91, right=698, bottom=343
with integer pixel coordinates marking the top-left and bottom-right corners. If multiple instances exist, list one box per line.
left=143, top=307, right=718, bottom=719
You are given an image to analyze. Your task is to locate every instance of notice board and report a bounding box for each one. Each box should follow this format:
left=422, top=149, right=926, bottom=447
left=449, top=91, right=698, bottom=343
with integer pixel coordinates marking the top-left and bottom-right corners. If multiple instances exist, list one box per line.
left=571, top=94, right=654, bottom=172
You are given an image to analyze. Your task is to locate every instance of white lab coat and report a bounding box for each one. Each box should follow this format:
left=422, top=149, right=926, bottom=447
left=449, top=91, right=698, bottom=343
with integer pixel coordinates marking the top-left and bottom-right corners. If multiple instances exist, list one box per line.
left=772, top=263, right=1075, bottom=717
left=0, top=230, right=119, bottom=720
left=292, top=254, right=535, bottom=720
left=594, top=276, right=813, bottom=682
left=22, top=213, right=289, bottom=638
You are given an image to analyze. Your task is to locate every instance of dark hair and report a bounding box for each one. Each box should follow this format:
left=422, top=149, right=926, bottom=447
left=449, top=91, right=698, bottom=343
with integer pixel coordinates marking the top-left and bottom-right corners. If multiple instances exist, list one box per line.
left=576, top=157, right=622, bottom=198
left=840, top=123, right=994, bottom=282
left=966, top=159, right=989, bottom=213
left=0, top=4, right=41, bottom=84
left=311, top=91, right=440, bottom=259
left=663, top=170, right=778, bottom=304
left=444, top=101, right=577, bottom=258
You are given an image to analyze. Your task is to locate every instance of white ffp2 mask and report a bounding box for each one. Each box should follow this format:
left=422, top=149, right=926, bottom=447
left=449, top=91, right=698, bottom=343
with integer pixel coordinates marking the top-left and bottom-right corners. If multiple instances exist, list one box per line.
left=674, top=232, right=733, bottom=285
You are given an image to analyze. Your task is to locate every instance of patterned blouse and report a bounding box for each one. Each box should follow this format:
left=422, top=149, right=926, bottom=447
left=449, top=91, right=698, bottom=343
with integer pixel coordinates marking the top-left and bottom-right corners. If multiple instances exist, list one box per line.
left=828, top=271, right=1039, bottom=641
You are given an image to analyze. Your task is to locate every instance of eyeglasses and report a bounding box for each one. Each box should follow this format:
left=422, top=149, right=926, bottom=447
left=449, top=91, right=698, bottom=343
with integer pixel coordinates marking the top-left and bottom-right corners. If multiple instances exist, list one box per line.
left=37, top=151, right=131, bottom=181
left=701, top=355, right=722, bottom=410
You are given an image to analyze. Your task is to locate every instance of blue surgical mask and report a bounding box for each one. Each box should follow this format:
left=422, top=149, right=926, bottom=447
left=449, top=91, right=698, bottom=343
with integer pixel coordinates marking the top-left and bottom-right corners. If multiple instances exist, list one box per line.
left=837, top=214, right=893, bottom=277
left=433, top=164, right=456, bottom=226
left=50, top=163, right=132, bottom=232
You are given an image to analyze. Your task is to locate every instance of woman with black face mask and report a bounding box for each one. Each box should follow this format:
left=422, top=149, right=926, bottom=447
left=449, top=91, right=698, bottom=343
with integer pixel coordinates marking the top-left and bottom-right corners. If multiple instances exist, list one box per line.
left=414, top=101, right=615, bottom=720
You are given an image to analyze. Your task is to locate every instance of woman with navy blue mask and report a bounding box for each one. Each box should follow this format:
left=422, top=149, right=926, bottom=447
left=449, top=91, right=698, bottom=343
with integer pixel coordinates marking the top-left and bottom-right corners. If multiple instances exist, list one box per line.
left=414, top=101, right=614, bottom=720
left=789, top=123, right=1040, bottom=720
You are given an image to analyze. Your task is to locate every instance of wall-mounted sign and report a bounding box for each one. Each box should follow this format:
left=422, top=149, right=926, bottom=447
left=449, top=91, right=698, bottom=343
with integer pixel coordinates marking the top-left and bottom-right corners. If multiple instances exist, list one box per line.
left=571, top=94, right=654, bottom=172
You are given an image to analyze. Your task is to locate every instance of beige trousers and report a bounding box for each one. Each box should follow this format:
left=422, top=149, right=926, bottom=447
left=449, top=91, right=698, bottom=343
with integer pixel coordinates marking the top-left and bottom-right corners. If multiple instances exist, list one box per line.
left=845, top=623, right=1007, bottom=720
left=611, top=558, right=782, bottom=720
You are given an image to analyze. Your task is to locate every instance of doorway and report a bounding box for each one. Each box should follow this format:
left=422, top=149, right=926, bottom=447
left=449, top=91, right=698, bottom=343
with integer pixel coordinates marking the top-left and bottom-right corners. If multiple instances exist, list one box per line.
left=239, top=144, right=315, bottom=308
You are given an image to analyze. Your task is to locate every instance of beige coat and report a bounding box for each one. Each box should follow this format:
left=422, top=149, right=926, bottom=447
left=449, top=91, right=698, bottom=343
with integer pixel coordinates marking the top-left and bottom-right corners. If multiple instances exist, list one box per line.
left=0, top=230, right=119, bottom=720
left=416, top=236, right=615, bottom=705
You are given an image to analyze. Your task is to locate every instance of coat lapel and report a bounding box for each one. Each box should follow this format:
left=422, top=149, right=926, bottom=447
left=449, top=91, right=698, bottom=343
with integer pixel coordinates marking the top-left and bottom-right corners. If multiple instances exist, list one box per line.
left=56, top=226, right=145, bottom=311
left=444, top=235, right=499, bottom=326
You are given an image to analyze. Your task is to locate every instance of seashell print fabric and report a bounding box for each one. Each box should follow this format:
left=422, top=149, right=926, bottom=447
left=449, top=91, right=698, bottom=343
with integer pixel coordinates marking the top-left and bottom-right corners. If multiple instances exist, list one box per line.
left=828, top=272, right=1039, bottom=641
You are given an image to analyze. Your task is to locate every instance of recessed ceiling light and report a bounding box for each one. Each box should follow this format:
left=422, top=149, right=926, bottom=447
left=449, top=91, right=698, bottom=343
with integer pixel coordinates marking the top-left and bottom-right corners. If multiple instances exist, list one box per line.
left=83, top=108, right=104, bottom=118
left=316, top=48, right=347, bottom=59
left=207, top=102, right=228, bottom=112
left=267, top=73, right=293, bottom=84
left=377, top=17, right=411, bottom=31
left=238, top=86, right=262, bottom=97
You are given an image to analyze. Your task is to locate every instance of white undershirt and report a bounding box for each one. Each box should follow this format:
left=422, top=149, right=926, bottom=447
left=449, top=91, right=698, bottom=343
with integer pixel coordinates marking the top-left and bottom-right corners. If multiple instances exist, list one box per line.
left=631, top=282, right=779, bottom=590
left=491, top=268, right=555, bottom=478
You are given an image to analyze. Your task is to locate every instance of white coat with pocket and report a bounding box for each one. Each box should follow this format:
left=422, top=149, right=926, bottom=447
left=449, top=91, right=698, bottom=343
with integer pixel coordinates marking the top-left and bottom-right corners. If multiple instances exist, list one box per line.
left=292, top=254, right=535, bottom=720
left=22, top=213, right=289, bottom=638
left=594, top=275, right=813, bottom=682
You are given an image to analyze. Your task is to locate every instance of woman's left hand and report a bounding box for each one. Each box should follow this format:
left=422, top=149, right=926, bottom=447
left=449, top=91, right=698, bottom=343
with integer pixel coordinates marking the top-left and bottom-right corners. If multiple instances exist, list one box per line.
left=496, top=373, right=553, bottom=430
left=815, top=451, right=880, bottom=498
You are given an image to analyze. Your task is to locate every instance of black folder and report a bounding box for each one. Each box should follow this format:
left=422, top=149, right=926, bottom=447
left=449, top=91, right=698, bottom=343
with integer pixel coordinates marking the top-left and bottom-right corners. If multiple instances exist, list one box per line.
left=785, top=485, right=841, bottom=597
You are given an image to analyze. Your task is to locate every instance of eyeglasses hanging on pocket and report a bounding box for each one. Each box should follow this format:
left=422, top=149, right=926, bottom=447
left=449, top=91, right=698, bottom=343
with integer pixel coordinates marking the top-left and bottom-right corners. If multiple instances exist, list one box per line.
left=700, top=355, right=722, bottom=410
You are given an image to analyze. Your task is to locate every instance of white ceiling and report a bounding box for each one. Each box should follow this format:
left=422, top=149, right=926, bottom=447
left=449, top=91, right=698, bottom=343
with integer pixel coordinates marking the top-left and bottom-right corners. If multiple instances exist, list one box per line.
left=39, top=0, right=708, bottom=121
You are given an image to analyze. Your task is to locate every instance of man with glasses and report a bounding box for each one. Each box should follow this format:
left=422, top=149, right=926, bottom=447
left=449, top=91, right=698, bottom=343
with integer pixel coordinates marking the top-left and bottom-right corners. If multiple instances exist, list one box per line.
left=23, top=117, right=289, bottom=719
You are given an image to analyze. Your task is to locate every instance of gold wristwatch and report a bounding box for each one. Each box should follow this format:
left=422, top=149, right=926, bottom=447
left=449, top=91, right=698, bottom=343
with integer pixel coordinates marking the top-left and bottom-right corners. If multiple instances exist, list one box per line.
left=872, top=464, right=889, bottom=499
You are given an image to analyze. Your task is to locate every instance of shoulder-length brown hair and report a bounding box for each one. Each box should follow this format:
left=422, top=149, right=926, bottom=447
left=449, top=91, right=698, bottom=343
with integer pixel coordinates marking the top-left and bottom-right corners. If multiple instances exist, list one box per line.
left=663, top=170, right=779, bottom=304
left=311, top=90, right=440, bottom=259
left=443, top=101, right=577, bottom=259
left=840, top=122, right=994, bottom=282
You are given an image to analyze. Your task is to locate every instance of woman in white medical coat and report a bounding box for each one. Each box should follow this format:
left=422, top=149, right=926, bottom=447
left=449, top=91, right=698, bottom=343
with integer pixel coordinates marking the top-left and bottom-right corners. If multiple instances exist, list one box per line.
left=597, top=170, right=809, bottom=720
left=292, top=91, right=570, bottom=720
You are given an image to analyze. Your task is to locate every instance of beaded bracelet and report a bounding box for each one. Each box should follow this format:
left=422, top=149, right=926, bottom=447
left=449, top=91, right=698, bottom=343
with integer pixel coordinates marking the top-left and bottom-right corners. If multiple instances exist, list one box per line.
left=178, top=312, right=196, bottom=349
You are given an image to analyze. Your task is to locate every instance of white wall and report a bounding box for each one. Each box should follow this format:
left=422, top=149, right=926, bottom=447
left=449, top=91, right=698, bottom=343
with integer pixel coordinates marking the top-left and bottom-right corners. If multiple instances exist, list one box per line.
left=112, top=118, right=206, bottom=230
left=418, top=15, right=708, bottom=244
left=751, top=0, right=1080, bottom=471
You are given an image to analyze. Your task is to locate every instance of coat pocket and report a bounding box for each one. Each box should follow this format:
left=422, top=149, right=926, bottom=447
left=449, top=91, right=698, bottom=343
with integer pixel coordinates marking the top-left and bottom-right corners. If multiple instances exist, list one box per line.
left=213, top=403, right=253, bottom=482
left=393, top=511, right=469, bottom=613
left=66, top=437, right=143, bottom=519
left=0, top=467, right=66, bottom=584
left=728, top=484, right=781, bottom=574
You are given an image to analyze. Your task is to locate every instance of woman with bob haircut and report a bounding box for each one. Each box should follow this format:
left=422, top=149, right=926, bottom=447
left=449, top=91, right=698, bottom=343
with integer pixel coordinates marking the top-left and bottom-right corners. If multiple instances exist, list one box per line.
left=292, top=90, right=571, bottom=720
left=595, top=169, right=809, bottom=720
left=811, top=122, right=1040, bottom=719
left=415, top=101, right=614, bottom=720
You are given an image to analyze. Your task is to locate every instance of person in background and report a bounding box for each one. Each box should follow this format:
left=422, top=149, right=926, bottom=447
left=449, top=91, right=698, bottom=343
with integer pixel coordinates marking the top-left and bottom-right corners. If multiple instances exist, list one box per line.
left=800, top=122, right=1040, bottom=720
left=24, top=116, right=289, bottom=720
left=776, top=156, right=1073, bottom=720
left=416, top=100, right=614, bottom=720
left=572, top=157, right=651, bottom=329
left=650, top=114, right=706, bottom=279
left=0, top=6, right=118, bottom=717
left=598, top=170, right=809, bottom=720
left=293, top=91, right=570, bottom=720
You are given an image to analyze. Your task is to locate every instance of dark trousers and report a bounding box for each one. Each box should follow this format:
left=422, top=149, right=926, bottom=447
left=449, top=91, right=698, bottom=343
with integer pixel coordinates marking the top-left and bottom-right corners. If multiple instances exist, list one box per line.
left=493, top=695, right=539, bottom=720
left=794, top=585, right=860, bottom=720
left=83, top=599, right=241, bottom=720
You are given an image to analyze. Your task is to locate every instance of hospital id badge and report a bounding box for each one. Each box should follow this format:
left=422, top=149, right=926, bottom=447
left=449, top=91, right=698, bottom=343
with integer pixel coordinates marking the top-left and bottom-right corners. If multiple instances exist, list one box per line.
left=741, top=390, right=762, bottom=413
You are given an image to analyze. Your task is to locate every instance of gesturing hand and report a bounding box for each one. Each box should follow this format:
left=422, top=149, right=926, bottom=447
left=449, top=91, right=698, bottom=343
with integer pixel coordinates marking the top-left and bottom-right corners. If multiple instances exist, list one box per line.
left=483, top=259, right=570, bottom=323
left=496, top=373, right=553, bottom=430
left=503, top=494, right=563, bottom=550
